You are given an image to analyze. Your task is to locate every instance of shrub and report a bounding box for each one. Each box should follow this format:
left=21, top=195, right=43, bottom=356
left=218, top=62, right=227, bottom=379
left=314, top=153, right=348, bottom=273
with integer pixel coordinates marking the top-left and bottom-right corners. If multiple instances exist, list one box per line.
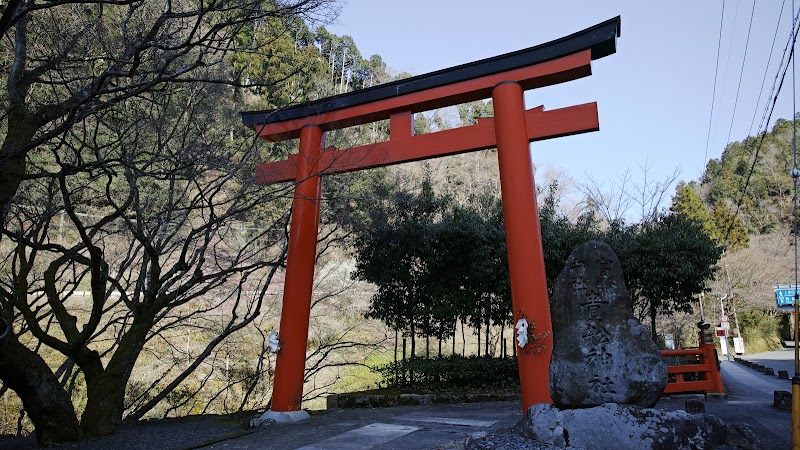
left=739, top=310, right=781, bottom=353
left=374, top=355, right=519, bottom=391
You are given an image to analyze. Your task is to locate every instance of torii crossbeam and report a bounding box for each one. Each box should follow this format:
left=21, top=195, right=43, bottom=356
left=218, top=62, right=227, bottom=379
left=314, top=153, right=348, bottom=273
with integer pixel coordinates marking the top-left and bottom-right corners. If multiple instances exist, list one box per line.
left=242, top=16, right=621, bottom=419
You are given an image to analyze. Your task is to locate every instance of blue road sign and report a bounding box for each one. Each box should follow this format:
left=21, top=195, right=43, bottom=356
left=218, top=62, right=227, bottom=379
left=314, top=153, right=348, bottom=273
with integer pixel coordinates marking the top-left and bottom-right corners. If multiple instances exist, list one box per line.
left=774, top=286, right=799, bottom=307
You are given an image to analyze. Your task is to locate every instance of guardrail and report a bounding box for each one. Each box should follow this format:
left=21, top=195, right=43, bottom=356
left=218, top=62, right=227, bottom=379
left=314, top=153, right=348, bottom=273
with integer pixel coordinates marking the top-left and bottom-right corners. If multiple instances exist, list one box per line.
left=661, top=343, right=724, bottom=394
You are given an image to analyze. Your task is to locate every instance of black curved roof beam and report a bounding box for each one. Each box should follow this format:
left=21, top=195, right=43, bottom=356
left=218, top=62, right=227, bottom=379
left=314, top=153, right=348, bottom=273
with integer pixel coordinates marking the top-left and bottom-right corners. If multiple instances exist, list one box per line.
left=241, top=16, right=620, bottom=137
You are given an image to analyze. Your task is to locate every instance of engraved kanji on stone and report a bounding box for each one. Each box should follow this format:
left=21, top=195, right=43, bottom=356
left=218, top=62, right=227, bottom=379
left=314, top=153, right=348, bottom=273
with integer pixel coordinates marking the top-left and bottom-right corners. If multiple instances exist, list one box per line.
left=581, top=320, right=613, bottom=365
left=596, top=255, right=617, bottom=289
left=573, top=276, right=588, bottom=297
left=579, top=290, right=609, bottom=317
left=584, top=303, right=601, bottom=320
left=583, top=320, right=612, bottom=344
left=588, top=374, right=616, bottom=394
left=568, top=260, right=588, bottom=298
left=583, top=345, right=612, bottom=365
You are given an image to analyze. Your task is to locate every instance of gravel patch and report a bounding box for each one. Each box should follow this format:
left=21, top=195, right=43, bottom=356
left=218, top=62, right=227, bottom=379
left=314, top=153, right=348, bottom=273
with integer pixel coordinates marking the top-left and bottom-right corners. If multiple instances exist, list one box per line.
left=461, top=429, right=557, bottom=450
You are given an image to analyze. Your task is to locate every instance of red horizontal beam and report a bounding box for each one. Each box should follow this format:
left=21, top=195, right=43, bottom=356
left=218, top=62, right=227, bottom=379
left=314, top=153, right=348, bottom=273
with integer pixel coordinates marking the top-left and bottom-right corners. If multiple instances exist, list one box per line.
left=661, top=349, right=704, bottom=357
left=255, top=51, right=593, bottom=142
left=663, top=380, right=714, bottom=394
left=255, top=102, right=599, bottom=185
left=667, top=364, right=713, bottom=374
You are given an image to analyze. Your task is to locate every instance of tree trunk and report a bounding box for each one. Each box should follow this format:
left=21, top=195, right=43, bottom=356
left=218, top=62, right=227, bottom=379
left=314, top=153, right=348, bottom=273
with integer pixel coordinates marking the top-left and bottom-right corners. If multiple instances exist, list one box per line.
left=0, top=152, right=25, bottom=228
left=410, top=322, right=416, bottom=359
left=485, top=319, right=490, bottom=356
left=394, top=329, right=399, bottom=386
left=452, top=322, right=456, bottom=355
left=0, top=103, right=37, bottom=230
left=0, top=96, right=80, bottom=445
left=80, top=310, right=154, bottom=437
left=402, top=337, right=407, bottom=385
left=410, top=323, right=416, bottom=384
left=501, top=323, right=505, bottom=358
left=461, top=319, right=466, bottom=357
left=425, top=335, right=429, bottom=359
left=438, top=336, right=442, bottom=358
left=477, top=323, right=481, bottom=357
left=0, top=320, right=82, bottom=446
left=650, top=303, right=658, bottom=342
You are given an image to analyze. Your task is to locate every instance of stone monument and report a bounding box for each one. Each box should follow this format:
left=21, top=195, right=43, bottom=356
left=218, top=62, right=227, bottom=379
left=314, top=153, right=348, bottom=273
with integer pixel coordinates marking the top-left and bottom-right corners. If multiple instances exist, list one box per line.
left=465, top=243, right=763, bottom=448
left=549, top=240, right=667, bottom=408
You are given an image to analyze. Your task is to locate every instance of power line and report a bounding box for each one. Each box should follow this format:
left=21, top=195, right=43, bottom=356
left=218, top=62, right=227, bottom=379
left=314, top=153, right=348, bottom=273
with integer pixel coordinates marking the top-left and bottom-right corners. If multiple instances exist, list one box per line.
left=712, top=0, right=743, bottom=152
left=748, top=0, right=787, bottom=136
left=756, top=7, right=800, bottom=137
left=723, top=8, right=800, bottom=243
left=703, top=1, right=727, bottom=174
left=792, top=0, right=799, bottom=385
left=724, top=0, right=758, bottom=147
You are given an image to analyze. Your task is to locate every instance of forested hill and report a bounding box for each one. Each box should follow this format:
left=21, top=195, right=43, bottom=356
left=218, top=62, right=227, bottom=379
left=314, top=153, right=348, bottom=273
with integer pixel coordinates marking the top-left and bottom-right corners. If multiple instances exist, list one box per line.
left=670, top=117, right=800, bottom=314
left=235, top=23, right=395, bottom=110
left=697, top=117, right=799, bottom=236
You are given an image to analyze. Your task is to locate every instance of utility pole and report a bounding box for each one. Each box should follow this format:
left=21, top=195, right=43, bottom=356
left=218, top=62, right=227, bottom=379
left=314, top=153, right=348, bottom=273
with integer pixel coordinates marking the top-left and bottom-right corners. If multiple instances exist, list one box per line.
left=731, top=301, right=742, bottom=339
left=717, top=293, right=730, bottom=362
left=791, top=0, right=800, bottom=446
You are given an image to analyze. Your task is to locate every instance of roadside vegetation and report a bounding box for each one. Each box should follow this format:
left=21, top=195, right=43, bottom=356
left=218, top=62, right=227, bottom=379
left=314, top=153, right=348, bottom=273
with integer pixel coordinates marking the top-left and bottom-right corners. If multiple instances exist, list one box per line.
left=375, top=355, right=519, bottom=392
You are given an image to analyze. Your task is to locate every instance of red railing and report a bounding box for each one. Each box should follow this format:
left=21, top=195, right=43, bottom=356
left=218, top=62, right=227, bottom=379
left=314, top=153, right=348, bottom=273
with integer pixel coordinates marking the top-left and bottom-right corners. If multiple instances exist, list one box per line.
left=661, top=343, right=724, bottom=394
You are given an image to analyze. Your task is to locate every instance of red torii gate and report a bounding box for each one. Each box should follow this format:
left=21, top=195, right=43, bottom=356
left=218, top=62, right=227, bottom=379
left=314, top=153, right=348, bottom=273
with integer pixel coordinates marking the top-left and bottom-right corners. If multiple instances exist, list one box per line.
left=242, top=17, right=621, bottom=420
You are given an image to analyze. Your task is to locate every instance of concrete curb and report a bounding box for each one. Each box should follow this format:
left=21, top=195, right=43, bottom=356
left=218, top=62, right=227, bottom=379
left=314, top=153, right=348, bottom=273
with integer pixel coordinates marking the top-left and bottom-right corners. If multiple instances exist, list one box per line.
left=774, top=390, right=792, bottom=411
left=326, top=392, right=521, bottom=409
left=736, top=357, right=777, bottom=379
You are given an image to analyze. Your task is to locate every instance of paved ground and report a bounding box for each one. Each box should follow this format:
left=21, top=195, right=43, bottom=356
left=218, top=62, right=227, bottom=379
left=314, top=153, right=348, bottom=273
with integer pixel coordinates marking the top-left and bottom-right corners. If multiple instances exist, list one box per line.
left=199, top=354, right=795, bottom=450
left=6, top=350, right=793, bottom=449
left=721, top=350, right=794, bottom=450
left=742, top=347, right=799, bottom=378
left=670, top=360, right=791, bottom=450
left=202, top=402, right=522, bottom=450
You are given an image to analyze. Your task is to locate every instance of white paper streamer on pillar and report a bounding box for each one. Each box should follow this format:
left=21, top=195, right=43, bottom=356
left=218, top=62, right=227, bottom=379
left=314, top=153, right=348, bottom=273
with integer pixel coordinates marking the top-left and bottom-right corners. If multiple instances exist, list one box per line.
left=268, top=331, right=281, bottom=353
left=515, top=318, right=529, bottom=348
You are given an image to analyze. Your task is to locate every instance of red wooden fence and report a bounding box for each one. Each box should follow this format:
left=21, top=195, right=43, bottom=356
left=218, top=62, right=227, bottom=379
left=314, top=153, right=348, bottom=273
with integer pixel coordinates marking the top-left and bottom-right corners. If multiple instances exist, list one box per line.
left=661, top=343, right=724, bottom=394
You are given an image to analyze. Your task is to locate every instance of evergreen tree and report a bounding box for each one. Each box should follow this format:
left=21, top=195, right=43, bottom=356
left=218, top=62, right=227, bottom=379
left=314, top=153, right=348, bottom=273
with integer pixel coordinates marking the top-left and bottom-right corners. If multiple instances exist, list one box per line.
left=457, top=100, right=494, bottom=126
left=670, top=182, right=749, bottom=251
left=670, top=182, right=711, bottom=226
left=353, top=180, right=450, bottom=358
left=611, top=214, right=723, bottom=339
left=711, top=201, right=749, bottom=251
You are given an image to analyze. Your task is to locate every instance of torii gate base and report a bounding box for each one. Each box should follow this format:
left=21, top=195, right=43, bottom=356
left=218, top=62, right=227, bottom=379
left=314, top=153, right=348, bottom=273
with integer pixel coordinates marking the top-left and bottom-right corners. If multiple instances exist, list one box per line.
left=242, top=17, right=621, bottom=419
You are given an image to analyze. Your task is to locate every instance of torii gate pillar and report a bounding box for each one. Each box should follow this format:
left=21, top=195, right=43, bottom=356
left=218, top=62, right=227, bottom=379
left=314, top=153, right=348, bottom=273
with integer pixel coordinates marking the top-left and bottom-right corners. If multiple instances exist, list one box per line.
left=493, top=81, right=553, bottom=405
left=270, top=125, right=324, bottom=412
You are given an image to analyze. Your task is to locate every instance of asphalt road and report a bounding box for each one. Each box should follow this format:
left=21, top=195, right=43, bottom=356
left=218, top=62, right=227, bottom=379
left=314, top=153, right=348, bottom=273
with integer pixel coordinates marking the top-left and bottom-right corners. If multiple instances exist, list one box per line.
left=723, top=349, right=794, bottom=450
left=743, top=347, right=799, bottom=379
left=682, top=359, right=791, bottom=450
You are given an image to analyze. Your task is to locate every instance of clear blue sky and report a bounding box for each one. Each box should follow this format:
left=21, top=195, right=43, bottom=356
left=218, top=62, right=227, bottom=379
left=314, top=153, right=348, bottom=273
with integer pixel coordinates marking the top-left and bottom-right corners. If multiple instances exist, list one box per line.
left=327, top=0, right=797, bottom=207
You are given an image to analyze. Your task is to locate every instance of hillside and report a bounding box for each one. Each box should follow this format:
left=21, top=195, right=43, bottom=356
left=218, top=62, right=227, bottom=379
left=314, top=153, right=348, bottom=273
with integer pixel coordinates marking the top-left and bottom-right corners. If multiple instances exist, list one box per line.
left=687, top=117, right=800, bottom=312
